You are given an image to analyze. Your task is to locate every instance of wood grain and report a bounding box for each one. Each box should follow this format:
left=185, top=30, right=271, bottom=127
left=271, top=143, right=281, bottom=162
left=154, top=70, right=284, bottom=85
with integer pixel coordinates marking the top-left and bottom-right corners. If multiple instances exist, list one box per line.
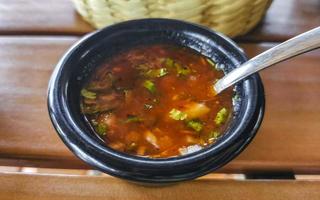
left=228, top=43, right=320, bottom=173
left=0, top=0, right=319, bottom=42
left=0, top=172, right=319, bottom=200
left=0, top=37, right=320, bottom=173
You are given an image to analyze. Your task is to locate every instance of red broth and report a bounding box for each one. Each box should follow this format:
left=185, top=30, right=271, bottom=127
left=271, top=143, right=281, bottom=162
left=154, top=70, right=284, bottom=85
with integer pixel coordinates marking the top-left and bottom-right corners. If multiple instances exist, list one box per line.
left=80, top=44, right=233, bottom=158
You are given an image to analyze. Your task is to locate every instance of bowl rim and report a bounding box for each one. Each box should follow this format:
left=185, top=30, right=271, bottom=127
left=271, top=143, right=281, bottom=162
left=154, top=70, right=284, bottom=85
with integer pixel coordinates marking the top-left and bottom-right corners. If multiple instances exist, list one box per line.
left=48, top=18, right=264, bottom=181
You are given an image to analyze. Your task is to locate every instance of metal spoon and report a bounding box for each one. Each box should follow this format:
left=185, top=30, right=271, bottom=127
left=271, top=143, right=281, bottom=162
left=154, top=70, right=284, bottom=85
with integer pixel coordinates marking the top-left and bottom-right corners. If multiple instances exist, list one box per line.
left=214, top=26, right=320, bottom=94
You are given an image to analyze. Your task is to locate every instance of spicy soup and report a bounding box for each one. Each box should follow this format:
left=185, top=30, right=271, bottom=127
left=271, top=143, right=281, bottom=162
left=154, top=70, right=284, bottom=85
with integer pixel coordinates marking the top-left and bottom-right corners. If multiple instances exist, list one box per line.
left=80, top=44, right=233, bottom=158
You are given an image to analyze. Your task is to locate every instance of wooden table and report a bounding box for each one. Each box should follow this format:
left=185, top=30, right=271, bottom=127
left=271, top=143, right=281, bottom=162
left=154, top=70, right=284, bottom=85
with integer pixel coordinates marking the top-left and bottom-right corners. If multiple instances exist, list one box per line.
left=0, top=0, right=320, bottom=199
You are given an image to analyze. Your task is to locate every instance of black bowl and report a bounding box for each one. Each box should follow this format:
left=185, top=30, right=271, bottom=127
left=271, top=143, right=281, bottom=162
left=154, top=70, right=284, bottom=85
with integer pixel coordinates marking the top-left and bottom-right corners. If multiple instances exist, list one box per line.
left=48, top=19, right=264, bottom=183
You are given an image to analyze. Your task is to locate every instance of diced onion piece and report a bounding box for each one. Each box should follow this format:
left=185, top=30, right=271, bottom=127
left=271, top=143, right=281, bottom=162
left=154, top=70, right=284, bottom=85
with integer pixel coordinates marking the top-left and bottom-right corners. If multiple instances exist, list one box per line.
left=179, top=145, right=203, bottom=155
left=185, top=135, right=199, bottom=144
left=109, top=142, right=125, bottom=151
left=144, top=104, right=153, bottom=109
left=145, top=131, right=159, bottom=149
left=127, top=142, right=138, bottom=151
left=183, top=102, right=210, bottom=119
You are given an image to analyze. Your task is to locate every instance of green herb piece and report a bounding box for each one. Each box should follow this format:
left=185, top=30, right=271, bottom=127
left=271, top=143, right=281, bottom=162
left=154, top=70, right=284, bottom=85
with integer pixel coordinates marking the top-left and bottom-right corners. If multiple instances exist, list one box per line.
left=164, top=58, right=174, bottom=68
left=87, top=73, right=114, bottom=91
left=125, top=115, right=143, bottom=123
left=176, top=63, right=191, bottom=76
left=82, top=107, right=99, bottom=114
left=145, top=68, right=168, bottom=78
left=208, top=131, right=220, bottom=140
left=169, top=109, right=188, bottom=120
left=164, top=58, right=191, bottom=76
left=186, top=120, right=203, bottom=132
left=143, top=80, right=156, bottom=93
left=81, top=88, right=96, bottom=99
left=233, top=94, right=240, bottom=101
left=214, top=107, right=228, bottom=125
left=206, top=58, right=216, bottom=69
left=95, top=123, right=107, bottom=136
left=158, top=68, right=168, bottom=77
left=144, top=104, right=153, bottom=109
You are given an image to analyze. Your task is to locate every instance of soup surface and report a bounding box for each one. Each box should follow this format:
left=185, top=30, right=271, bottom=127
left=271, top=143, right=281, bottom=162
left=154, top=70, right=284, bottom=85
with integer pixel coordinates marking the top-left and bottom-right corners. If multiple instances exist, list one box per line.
left=80, top=44, right=233, bottom=158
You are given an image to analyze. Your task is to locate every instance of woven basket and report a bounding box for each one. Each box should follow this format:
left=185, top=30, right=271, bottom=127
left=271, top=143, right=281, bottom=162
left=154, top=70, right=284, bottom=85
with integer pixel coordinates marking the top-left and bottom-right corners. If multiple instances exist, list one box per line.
left=72, top=0, right=272, bottom=38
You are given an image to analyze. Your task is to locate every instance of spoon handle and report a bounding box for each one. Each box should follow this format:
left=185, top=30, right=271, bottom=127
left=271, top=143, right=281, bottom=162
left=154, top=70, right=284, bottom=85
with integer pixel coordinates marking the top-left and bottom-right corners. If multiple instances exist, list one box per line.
left=214, top=26, right=320, bottom=94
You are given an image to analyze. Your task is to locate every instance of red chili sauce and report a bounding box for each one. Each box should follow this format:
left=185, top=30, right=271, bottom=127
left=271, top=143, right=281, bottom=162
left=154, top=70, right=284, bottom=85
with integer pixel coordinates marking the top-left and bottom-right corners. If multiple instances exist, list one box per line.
left=80, top=44, right=233, bottom=158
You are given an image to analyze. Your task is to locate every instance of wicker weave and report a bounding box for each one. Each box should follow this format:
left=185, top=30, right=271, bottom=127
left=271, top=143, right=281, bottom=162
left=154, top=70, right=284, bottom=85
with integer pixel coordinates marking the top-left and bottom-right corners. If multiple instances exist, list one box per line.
left=72, top=0, right=272, bottom=37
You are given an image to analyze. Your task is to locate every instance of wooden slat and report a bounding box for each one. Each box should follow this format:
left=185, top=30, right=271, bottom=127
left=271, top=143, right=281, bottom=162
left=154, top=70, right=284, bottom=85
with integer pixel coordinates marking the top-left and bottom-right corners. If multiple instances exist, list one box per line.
left=0, top=37, right=77, bottom=160
left=0, top=0, right=93, bottom=35
left=0, top=0, right=319, bottom=42
left=0, top=173, right=320, bottom=200
left=0, top=37, right=320, bottom=173
left=240, top=0, right=320, bottom=42
left=226, top=43, right=320, bottom=173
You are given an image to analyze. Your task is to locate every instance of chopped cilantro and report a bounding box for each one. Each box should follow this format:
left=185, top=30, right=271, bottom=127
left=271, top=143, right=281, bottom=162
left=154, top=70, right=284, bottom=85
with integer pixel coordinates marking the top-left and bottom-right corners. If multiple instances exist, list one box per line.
left=125, top=115, right=143, bottom=123
left=145, top=68, right=168, bottom=78
left=80, top=102, right=98, bottom=114
left=186, top=120, right=203, bottom=132
left=95, top=123, right=107, bottom=136
left=175, top=63, right=191, bottom=76
left=164, top=58, right=174, bottom=68
left=214, top=107, right=228, bottom=125
left=158, top=68, right=168, bottom=77
left=206, top=58, right=216, bottom=69
left=81, top=88, right=96, bottom=99
left=208, top=131, right=220, bottom=140
left=143, top=80, right=156, bottom=93
left=169, top=109, right=188, bottom=120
